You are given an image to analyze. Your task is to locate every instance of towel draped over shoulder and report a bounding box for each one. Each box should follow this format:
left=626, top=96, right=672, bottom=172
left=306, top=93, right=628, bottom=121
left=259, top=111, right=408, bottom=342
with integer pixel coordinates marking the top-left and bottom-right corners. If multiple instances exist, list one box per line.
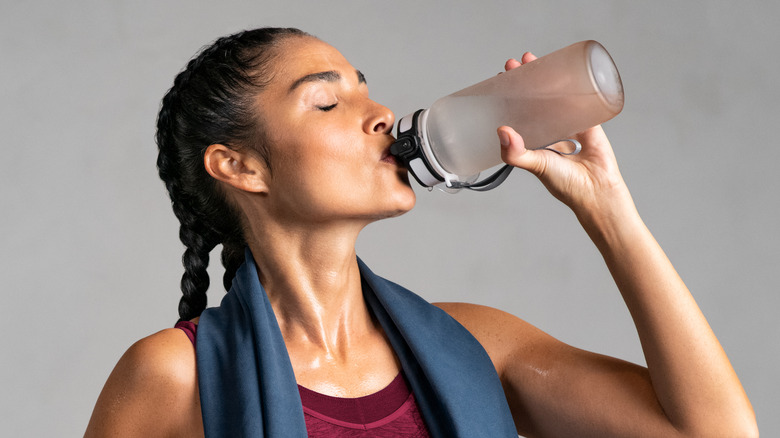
left=196, top=248, right=517, bottom=437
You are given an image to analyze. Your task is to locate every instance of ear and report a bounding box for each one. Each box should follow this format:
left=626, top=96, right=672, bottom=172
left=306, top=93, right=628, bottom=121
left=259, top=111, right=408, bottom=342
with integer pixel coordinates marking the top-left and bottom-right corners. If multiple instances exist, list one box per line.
left=203, top=144, right=269, bottom=194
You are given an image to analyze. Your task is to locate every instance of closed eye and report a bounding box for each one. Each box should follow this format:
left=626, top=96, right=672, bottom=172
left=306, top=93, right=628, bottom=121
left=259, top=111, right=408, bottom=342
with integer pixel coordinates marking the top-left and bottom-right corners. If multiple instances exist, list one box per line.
left=317, top=103, right=337, bottom=112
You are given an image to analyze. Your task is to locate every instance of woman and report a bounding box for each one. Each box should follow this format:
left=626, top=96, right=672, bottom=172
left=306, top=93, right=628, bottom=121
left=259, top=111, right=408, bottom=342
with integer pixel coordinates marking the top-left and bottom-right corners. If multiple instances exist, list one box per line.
left=85, top=27, right=757, bottom=437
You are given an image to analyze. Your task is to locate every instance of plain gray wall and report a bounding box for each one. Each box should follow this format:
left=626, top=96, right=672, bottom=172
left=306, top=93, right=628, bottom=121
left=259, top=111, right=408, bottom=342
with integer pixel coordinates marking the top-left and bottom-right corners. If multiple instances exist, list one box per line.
left=1, top=0, right=777, bottom=435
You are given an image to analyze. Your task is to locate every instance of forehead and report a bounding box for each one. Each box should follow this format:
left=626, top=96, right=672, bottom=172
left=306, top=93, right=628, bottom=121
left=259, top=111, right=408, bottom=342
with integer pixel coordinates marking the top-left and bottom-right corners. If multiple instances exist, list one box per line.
left=270, top=37, right=354, bottom=88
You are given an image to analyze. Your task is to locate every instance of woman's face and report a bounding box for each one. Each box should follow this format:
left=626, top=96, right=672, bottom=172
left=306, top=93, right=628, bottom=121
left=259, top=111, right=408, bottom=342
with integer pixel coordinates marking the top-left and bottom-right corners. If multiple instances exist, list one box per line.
left=256, top=37, right=416, bottom=226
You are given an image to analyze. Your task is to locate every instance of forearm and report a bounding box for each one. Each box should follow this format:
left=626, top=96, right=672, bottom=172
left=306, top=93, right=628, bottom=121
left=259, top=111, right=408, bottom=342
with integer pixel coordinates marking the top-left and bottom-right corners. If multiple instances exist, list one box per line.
left=575, top=186, right=756, bottom=436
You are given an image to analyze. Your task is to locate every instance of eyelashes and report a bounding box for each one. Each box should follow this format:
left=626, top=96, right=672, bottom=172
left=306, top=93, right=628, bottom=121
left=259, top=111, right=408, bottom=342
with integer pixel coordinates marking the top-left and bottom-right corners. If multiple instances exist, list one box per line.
left=317, top=103, right=337, bottom=112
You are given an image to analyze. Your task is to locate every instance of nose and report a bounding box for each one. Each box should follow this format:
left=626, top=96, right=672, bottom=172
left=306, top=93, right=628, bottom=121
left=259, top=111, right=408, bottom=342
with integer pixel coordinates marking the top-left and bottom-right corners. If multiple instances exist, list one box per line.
left=364, top=100, right=395, bottom=135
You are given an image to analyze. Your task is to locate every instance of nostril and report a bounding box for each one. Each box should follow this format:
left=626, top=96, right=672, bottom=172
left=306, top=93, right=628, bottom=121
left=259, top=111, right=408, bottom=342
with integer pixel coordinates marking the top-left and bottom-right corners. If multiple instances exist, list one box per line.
left=374, top=121, right=390, bottom=134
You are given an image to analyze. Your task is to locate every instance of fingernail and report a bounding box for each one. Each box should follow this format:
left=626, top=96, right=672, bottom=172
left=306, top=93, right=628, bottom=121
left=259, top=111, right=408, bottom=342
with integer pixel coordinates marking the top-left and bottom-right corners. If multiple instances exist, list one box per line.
left=498, top=130, right=510, bottom=147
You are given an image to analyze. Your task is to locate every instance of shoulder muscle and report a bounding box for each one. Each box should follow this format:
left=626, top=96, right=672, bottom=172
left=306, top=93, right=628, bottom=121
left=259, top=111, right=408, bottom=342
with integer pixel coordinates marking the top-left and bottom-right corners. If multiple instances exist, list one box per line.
left=84, top=328, right=202, bottom=437
left=434, top=302, right=558, bottom=374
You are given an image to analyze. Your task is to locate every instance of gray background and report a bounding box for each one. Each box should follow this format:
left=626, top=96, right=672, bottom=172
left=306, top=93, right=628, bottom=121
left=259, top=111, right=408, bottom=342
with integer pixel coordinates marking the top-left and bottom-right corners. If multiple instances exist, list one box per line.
left=2, top=0, right=777, bottom=436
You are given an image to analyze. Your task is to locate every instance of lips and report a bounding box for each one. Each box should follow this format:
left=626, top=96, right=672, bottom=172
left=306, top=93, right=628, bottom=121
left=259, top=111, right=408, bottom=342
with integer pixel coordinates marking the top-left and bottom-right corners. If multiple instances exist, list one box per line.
left=380, top=145, right=398, bottom=165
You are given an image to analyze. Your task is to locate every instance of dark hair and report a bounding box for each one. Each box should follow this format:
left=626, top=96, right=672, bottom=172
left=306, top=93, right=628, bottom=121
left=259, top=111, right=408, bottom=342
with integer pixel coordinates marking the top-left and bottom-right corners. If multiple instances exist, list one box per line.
left=156, top=27, right=310, bottom=322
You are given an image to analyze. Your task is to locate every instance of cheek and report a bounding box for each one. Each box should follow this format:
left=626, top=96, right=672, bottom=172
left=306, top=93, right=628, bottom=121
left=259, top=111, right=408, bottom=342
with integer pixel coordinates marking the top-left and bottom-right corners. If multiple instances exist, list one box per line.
left=271, top=133, right=365, bottom=199
left=305, top=127, right=366, bottom=178
left=269, top=123, right=345, bottom=175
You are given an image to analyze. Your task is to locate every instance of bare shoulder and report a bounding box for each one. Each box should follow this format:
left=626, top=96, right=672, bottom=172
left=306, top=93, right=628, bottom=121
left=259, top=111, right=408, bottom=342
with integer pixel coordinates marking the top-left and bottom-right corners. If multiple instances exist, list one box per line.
left=433, top=302, right=562, bottom=373
left=84, top=327, right=203, bottom=437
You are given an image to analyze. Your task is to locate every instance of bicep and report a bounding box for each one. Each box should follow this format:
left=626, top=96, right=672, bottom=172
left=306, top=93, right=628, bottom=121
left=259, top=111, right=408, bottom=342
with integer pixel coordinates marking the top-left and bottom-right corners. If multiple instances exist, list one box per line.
left=436, top=303, right=682, bottom=437
left=84, top=329, right=200, bottom=438
left=502, top=337, right=674, bottom=437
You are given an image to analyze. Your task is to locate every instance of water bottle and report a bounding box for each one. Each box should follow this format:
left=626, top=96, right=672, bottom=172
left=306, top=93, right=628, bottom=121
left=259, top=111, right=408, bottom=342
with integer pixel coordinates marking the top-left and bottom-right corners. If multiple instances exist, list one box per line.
left=390, top=40, right=624, bottom=191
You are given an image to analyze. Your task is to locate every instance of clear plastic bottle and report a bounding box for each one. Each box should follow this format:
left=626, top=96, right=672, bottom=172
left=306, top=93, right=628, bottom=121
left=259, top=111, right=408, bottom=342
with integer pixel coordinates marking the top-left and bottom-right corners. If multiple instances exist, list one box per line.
left=391, top=40, right=624, bottom=188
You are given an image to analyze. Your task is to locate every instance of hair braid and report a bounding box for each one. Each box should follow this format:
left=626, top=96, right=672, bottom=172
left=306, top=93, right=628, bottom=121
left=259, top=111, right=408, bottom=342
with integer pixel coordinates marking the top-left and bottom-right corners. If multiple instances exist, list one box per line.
left=221, top=239, right=246, bottom=291
left=155, top=27, right=309, bottom=321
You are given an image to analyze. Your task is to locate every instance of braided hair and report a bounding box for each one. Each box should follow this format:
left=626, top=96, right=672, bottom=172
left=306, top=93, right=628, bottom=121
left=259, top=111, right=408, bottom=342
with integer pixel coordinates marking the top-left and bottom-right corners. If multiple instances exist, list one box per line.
left=156, top=27, right=309, bottom=322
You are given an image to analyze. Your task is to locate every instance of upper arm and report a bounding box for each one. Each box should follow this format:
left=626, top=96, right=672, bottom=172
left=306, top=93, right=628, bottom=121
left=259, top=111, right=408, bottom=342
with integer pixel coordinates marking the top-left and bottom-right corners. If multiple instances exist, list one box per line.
left=435, top=302, right=682, bottom=438
left=84, top=328, right=203, bottom=438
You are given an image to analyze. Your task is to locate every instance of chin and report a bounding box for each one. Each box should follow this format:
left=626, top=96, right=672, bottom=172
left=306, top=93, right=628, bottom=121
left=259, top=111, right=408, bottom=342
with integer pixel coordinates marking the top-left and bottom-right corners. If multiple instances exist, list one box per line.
left=392, top=180, right=417, bottom=213
left=387, top=200, right=415, bottom=219
left=372, top=186, right=416, bottom=221
left=399, top=189, right=417, bottom=213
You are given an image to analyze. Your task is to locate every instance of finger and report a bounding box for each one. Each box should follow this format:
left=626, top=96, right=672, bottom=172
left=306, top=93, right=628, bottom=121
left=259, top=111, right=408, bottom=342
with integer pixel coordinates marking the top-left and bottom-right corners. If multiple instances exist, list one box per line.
left=504, top=58, right=522, bottom=72
left=498, top=126, right=548, bottom=177
left=520, top=52, right=538, bottom=64
left=577, top=124, right=607, bottom=145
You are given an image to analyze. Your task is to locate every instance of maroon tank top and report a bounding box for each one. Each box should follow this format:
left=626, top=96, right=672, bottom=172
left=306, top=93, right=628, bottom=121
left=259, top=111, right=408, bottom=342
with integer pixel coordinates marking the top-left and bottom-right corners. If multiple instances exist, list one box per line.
left=175, top=321, right=430, bottom=437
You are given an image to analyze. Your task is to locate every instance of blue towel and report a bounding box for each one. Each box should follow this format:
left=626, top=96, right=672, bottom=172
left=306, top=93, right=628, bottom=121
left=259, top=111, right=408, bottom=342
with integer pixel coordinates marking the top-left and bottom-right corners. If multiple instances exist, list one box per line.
left=197, top=248, right=517, bottom=437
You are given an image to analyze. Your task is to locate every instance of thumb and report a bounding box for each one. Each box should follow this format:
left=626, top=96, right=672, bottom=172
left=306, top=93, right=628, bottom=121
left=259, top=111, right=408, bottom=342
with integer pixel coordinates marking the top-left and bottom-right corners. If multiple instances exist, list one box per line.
left=498, top=126, right=548, bottom=177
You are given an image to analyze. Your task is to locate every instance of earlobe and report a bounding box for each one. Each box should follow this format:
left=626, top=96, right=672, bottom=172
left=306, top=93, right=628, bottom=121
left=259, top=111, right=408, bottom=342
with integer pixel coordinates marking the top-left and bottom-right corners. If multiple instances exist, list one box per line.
left=203, top=144, right=269, bottom=193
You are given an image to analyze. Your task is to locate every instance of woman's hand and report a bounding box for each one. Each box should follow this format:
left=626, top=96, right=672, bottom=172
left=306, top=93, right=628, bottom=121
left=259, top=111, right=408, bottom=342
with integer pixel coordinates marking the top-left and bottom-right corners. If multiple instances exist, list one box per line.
left=498, top=53, right=629, bottom=219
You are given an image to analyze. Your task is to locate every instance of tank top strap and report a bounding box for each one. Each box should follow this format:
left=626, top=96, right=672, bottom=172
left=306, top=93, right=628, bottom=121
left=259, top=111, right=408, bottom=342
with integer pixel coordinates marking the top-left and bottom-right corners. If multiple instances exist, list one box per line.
left=174, top=320, right=198, bottom=347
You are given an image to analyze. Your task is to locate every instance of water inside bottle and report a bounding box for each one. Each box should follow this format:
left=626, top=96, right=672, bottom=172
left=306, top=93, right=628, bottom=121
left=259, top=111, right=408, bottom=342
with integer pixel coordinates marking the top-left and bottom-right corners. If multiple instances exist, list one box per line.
left=426, top=95, right=505, bottom=177
left=426, top=92, right=599, bottom=177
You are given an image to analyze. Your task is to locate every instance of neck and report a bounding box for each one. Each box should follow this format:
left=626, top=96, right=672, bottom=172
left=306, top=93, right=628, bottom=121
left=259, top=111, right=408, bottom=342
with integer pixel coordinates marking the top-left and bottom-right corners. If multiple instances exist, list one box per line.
left=244, top=217, right=374, bottom=356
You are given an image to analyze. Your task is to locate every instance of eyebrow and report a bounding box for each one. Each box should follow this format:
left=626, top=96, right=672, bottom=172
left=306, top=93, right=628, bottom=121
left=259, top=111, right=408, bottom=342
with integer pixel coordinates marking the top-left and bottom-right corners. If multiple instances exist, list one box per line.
left=288, top=69, right=366, bottom=93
